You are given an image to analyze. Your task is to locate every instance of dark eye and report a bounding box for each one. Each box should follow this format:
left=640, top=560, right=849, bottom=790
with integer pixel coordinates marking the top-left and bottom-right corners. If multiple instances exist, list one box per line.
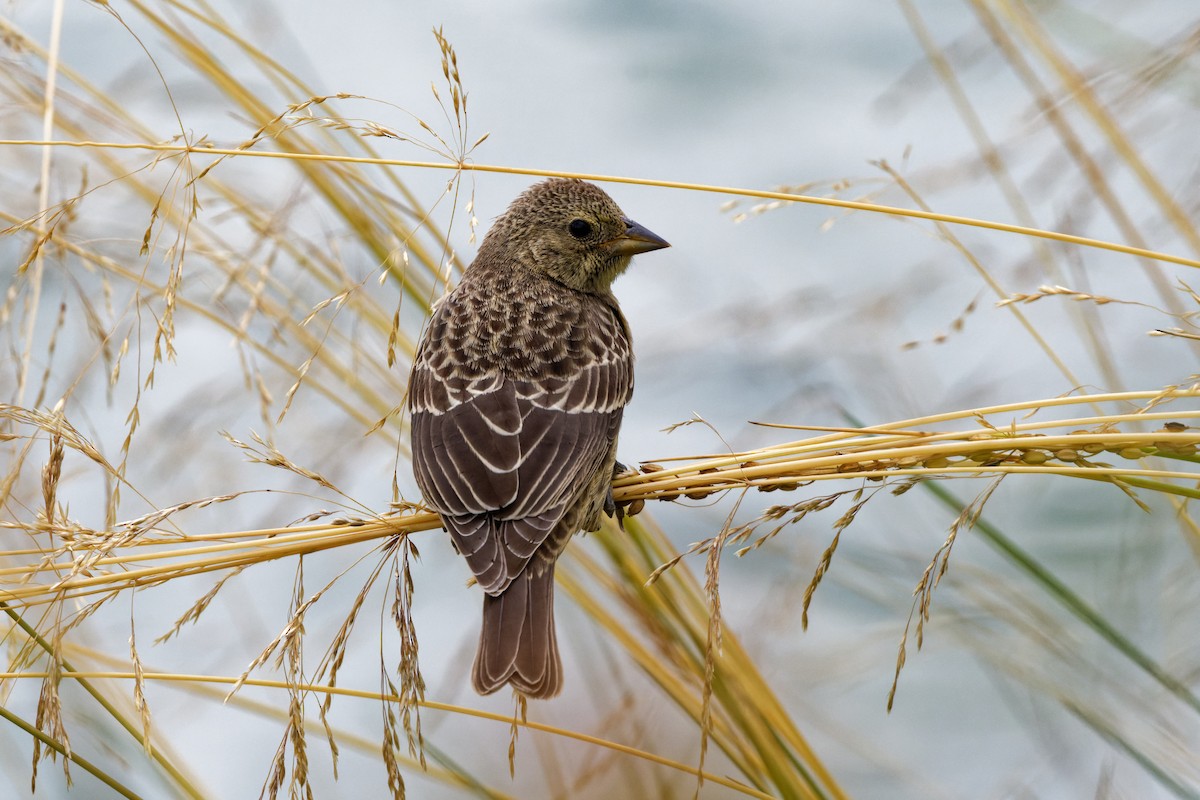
left=567, top=218, right=593, bottom=239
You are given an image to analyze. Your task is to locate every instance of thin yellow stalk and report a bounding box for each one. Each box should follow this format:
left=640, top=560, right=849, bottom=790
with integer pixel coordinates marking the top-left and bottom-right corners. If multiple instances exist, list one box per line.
left=3, top=139, right=1200, bottom=270
left=65, top=644, right=515, bottom=798
left=968, top=0, right=1191, bottom=315
left=894, top=0, right=1125, bottom=390
left=571, top=515, right=850, bottom=800
left=4, top=408, right=1198, bottom=608
left=0, top=208, right=392, bottom=431
left=558, top=560, right=770, bottom=784
left=18, top=0, right=65, bottom=407
left=878, top=161, right=1089, bottom=393
left=0, top=670, right=775, bottom=798
left=999, top=1, right=1200, bottom=259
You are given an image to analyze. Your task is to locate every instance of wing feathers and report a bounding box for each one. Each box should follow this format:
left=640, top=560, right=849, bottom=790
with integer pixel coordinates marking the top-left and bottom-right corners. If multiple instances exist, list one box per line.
left=409, top=278, right=634, bottom=686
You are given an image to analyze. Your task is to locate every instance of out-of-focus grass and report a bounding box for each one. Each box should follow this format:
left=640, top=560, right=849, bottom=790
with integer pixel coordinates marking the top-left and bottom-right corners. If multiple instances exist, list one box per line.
left=2, top=1, right=1200, bottom=798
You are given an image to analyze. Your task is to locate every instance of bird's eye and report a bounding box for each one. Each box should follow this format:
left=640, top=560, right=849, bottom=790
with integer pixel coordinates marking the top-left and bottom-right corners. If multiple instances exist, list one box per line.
left=567, top=219, right=593, bottom=239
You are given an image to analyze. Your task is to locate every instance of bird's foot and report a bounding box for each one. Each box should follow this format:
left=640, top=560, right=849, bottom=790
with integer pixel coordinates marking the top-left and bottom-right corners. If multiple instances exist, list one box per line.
left=605, top=460, right=646, bottom=531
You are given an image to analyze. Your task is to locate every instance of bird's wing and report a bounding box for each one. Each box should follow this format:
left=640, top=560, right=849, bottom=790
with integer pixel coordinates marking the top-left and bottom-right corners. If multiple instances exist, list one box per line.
left=409, top=299, right=632, bottom=594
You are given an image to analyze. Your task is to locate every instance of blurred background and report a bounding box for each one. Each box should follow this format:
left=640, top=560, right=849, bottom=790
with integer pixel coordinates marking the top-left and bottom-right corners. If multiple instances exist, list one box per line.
left=2, top=0, right=1199, bottom=797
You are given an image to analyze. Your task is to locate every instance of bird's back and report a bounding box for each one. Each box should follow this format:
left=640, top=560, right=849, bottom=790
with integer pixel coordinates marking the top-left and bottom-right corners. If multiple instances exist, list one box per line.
left=409, top=262, right=634, bottom=591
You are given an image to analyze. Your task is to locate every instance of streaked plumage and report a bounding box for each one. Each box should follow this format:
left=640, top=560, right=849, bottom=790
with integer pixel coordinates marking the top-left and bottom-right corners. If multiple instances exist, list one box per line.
left=408, top=179, right=669, bottom=698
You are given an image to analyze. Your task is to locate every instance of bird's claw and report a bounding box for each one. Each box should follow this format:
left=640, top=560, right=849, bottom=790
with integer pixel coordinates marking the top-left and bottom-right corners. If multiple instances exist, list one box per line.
left=605, top=460, right=627, bottom=530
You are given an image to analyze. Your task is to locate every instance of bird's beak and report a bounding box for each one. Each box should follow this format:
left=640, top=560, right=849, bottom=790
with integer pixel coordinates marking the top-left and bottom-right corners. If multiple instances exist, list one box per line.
left=605, top=217, right=671, bottom=256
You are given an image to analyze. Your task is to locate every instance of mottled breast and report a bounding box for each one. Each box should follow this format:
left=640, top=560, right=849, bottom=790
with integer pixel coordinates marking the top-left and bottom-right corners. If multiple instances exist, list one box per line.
left=409, top=267, right=634, bottom=417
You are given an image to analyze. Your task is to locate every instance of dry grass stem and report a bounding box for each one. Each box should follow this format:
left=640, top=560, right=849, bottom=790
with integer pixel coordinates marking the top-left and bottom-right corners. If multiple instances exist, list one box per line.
left=0, top=668, right=776, bottom=798
left=3, top=389, right=1199, bottom=612
left=3, top=138, right=1199, bottom=271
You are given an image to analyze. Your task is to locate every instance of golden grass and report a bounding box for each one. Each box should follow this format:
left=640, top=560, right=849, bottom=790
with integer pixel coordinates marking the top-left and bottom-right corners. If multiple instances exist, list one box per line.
left=5, top=390, right=1198, bottom=609
left=5, top=137, right=1200, bottom=272
left=6, top=390, right=1199, bottom=795
left=2, top=1, right=1200, bottom=798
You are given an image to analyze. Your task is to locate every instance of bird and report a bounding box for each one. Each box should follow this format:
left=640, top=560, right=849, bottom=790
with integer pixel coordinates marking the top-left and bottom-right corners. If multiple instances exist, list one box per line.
left=407, top=178, right=669, bottom=698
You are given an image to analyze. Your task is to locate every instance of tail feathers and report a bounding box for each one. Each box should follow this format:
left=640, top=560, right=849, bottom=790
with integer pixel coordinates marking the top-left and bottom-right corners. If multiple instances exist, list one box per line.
left=473, top=565, right=561, bottom=699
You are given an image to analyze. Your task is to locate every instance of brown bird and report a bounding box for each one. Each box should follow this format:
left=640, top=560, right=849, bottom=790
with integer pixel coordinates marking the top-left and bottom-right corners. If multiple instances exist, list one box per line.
left=408, top=178, right=669, bottom=698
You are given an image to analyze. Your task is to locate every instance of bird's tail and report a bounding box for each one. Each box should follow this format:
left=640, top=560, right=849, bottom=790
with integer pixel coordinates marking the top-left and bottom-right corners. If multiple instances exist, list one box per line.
left=473, top=564, right=562, bottom=699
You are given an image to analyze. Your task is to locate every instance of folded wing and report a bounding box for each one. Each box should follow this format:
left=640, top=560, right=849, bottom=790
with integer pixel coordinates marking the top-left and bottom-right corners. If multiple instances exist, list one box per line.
left=409, top=298, right=632, bottom=595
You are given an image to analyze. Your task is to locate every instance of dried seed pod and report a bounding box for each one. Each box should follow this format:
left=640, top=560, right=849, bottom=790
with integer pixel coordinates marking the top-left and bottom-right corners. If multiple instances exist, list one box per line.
left=1055, top=449, right=1079, bottom=462
left=640, top=462, right=664, bottom=473
left=923, top=455, right=950, bottom=469
left=1021, top=450, right=1049, bottom=465
left=1118, top=447, right=1145, bottom=460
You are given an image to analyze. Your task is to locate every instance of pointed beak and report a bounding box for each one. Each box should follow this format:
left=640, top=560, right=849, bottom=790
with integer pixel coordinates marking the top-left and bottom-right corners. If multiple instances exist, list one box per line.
left=605, top=217, right=670, bottom=257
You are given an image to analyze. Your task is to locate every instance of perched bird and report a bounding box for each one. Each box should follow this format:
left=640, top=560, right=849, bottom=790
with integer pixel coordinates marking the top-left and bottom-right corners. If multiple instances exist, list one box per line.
left=408, top=178, right=669, bottom=698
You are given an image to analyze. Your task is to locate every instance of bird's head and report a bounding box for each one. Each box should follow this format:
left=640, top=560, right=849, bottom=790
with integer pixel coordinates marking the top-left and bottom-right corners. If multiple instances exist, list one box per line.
left=480, top=178, right=669, bottom=294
